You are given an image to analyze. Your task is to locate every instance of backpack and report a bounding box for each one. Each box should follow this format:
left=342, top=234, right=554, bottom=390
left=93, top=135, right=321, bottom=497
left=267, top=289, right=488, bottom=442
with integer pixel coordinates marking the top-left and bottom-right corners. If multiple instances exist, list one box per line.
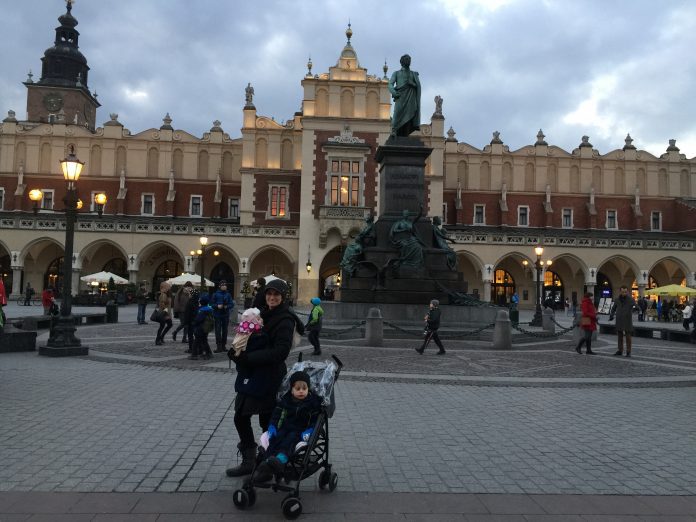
left=202, top=312, right=215, bottom=333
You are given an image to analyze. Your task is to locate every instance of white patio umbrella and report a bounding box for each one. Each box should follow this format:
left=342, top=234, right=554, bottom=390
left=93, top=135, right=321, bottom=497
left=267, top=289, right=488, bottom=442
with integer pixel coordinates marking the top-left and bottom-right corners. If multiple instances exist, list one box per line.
left=165, top=272, right=215, bottom=287
left=79, top=271, right=129, bottom=285
left=250, top=274, right=283, bottom=288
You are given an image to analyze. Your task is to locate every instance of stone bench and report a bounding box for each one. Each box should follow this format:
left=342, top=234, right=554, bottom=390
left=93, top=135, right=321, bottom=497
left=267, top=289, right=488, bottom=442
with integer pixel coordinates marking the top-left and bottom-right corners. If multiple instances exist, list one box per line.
left=0, top=325, right=37, bottom=352
left=599, top=323, right=694, bottom=343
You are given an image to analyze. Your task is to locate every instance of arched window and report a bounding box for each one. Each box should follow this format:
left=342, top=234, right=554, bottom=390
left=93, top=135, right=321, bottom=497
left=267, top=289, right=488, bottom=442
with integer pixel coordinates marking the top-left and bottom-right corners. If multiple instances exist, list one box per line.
left=198, top=150, right=209, bottom=180
left=570, top=165, right=580, bottom=193
left=173, top=148, right=183, bottom=176
left=366, top=90, right=379, bottom=118
left=102, top=257, right=128, bottom=279
left=44, top=256, right=64, bottom=297
left=614, top=167, right=625, bottom=194
left=524, top=163, right=535, bottom=191
left=153, top=260, right=181, bottom=294
left=637, top=168, right=647, bottom=194
left=680, top=169, right=691, bottom=196
left=316, top=88, right=329, bottom=116
left=658, top=169, right=669, bottom=196
left=222, top=151, right=234, bottom=179
left=492, top=269, right=515, bottom=306
left=480, top=161, right=491, bottom=190
left=502, top=162, right=512, bottom=189
left=543, top=270, right=564, bottom=309
left=147, top=147, right=159, bottom=178
left=280, top=139, right=293, bottom=170
left=340, top=89, right=354, bottom=117
left=14, top=142, right=26, bottom=172
left=255, top=138, right=267, bottom=169
left=210, top=261, right=234, bottom=289
left=116, top=146, right=127, bottom=173
left=89, top=145, right=102, bottom=176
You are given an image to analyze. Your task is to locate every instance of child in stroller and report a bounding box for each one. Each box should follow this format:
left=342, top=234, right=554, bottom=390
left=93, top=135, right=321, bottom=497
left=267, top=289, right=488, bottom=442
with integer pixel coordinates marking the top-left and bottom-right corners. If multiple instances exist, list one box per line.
left=253, top=370, right=322, bottom=483
left=233, top=355, right=343, bottom=520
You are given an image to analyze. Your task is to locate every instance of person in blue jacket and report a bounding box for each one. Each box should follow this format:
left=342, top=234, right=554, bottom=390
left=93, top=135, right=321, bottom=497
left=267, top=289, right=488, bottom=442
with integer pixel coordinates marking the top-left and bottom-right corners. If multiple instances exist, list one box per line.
left=189, top=294, right=214, bottom=360
left=210, top=280, right=234, bottom=353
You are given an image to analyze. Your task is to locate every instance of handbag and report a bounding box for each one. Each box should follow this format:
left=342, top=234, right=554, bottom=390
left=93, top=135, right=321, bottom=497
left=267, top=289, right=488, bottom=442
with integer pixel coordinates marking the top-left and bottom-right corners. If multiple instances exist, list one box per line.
left=150, top=309, right=163, bottom=322
left=580, top=315, right=591, bottom=327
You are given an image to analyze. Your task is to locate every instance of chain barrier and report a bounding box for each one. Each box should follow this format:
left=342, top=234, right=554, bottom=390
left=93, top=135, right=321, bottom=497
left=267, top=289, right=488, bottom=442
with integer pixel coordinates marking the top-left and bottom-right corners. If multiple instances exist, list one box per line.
left=321, top=320, right=366, bottom=338
left=382, top=320, right=496, bottom=339
left=550, top=316, right=577, bottom=334
left=512, top=320, right=575, bottom=338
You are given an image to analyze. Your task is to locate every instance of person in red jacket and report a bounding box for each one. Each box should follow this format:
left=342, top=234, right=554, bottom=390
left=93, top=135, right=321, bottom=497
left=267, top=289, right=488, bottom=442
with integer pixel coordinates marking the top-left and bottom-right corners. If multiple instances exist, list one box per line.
left=576, top=292, right=597, bottom=355
left=41, top=288, right=54, bottom=316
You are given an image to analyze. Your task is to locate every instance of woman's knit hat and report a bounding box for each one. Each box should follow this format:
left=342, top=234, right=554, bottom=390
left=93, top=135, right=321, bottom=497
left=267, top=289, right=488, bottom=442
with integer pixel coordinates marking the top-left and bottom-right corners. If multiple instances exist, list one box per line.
left=289, top=370, right=311, bottom=388
left=265, top=279, right=289, bottom=299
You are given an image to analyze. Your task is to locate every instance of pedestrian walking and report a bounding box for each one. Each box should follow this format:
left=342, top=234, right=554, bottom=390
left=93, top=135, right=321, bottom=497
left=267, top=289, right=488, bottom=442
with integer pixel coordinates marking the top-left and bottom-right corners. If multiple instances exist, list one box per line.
left=252, top=277, right=267, bottom=310
left=136, top=284, right=148, bottom=324
left=572, top=294, right=578, bottom=316
left=172, top=282, right=193, bottom=341
left=565, top=297, right=571, bottom=316
left=41, top=287, right=54, bottom=315
left=226, top=278, right=304, bottom=477
left=211, top=280, right=234, bottom=353
left=183, top=289, right=200, bottom=354
left=510, top=292, right=519, bottom=310
left=610, top=285, right=635, bottom=357
left=189, top=293, right=214, bottom=360
left=305, top=297, right=324, bottom=355
left=154, top=282, right=173, bottom=345
left=682, top=301, right=693, bottom=331
left=575, top=292, right=596, bottom=355
left=24, top=283, right=34, bottom=306
left=416, top=299, right=445, bottom=355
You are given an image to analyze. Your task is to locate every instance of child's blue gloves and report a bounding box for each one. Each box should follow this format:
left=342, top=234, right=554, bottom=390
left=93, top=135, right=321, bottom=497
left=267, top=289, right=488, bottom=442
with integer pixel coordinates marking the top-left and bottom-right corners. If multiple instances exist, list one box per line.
left=267, top=425, right=277, bottom=438
left=301, top=428, right=313, bottom=441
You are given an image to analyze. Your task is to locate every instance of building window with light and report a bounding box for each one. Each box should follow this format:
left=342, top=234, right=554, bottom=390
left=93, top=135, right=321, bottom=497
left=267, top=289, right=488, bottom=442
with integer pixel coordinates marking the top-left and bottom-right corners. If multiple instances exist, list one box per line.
left=442, top=202, right=448, bottom=224
left=268, top=184, right=289, bottom=218
left=228, top=197, right=239, bottom=219
left=474, top=204, right=485, bottom=225
left=517, top=206, right=529, bottom=226
left=329, top=159, right=361, bottom=206
left=41, top=189, right=54, bottom=210
left=562, top=208, right=573, bottom=228
left=651, top=211, right=662, bottom=231
left=141, top=193, right=155, bottom=216
left=606, top=209, right=617, bottom=229
left=189, top=195, right=203, bottom=217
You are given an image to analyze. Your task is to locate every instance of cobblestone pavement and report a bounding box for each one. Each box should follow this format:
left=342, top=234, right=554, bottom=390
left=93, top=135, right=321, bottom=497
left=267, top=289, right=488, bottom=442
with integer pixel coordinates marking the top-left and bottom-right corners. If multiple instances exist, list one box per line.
left=2, top=315, right=696, bottom=499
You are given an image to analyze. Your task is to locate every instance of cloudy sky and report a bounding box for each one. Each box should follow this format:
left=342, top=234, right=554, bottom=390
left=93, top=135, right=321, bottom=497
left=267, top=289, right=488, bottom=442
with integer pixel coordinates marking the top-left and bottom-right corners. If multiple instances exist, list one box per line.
left=2, top=0, right=696, bottom=158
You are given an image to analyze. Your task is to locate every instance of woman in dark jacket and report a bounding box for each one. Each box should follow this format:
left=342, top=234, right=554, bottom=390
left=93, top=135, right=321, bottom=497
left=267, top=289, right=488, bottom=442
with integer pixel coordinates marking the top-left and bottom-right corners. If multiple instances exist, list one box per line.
left=225, top=278, right=303, bottom=477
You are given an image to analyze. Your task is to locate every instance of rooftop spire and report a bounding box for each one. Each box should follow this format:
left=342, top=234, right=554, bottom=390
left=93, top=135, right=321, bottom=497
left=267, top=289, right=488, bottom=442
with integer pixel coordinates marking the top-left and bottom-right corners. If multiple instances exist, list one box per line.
left=346, top=21, right=352, bottom=44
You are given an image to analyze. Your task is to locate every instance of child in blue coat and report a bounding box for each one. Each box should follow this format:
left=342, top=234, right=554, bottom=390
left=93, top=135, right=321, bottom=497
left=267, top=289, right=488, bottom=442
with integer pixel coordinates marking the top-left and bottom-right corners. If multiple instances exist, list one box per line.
left=189, top=294, right=214, bottom=360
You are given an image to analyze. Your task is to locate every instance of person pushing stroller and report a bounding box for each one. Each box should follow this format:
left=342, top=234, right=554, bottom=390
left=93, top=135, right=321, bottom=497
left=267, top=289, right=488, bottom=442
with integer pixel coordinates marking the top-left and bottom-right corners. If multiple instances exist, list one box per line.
left=253, top=370, right=322, bottom=483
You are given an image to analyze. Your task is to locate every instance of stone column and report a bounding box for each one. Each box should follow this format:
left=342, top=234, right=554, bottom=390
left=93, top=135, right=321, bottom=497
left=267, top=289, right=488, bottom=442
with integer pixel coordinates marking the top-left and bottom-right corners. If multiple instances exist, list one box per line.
left=11, top=268, right=23, bottom=295
left=129, top=270, right=138, bottom=284
left=638, top=284, right=646, bottom=297
left=483, top=280, right=492, bottom=303
left=71, top=268, right=81, bottom=296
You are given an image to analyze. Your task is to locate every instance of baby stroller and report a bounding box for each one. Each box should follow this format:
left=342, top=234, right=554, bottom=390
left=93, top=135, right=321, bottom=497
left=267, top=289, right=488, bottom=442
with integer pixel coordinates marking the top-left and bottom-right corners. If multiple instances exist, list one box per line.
left=233, top=354, right=343, bottom=519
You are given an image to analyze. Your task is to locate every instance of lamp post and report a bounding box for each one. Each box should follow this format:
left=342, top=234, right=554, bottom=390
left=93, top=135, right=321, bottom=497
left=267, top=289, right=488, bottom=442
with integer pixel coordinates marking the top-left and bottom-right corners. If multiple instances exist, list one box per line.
left=190, top=236, right=219, bottom=290
left=529, top=246, right=553, bottom=327
left=40, top=145, right=87, bottom=356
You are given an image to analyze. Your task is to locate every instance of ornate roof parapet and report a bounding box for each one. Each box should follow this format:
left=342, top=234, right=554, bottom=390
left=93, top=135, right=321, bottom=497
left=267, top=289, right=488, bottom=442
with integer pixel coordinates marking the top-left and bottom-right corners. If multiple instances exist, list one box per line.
left=327, top=125, right=366, bottom=145
left=535, top=129, right=547, bottom=146
left=666, top=139, right=680, bottom=152
left=578, top=135, right=593, bottom=148
left=623, top=133, right=636, bottom=150
left=432, top=95, right=444, bottom=120
left=104, top=113, right=122, bottom=126
left=490, top=131, right=503, bottom=145
left=3, top=110, right=17, bottom=123
left=445, top=126, right=457, bottom=142
left=160, top=113, right=173, bottom=131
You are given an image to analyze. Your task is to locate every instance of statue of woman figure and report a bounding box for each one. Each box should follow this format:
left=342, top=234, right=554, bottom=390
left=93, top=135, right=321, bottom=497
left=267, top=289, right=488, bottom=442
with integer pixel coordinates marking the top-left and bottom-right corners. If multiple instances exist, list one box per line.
left=432, top=216, right=457, bottom=271
left=388, top=54, right=421, bottom=137
left=389, top=208, right=424, bottom=268
left=339, top=214, right=376, bottom=275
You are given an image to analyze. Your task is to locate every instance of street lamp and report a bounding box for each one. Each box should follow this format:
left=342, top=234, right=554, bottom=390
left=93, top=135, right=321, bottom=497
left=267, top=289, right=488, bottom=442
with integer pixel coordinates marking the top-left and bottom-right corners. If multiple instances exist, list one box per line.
left=29, top=189, right=43, bottom=214
left=530, top=246, right=553, bottom=327
left=94, top=192, right=107, bottom=216
left=190, top=236, right=218, bottom=289
left=40, top=145, right=87, bottom=356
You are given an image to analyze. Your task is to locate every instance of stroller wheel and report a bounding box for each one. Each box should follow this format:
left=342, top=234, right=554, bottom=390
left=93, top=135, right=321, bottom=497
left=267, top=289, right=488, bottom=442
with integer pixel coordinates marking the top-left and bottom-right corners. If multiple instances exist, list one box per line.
left=232, top=488, right=250, bottom=509
left=281, top=495, right=303, bottom=520
left=247, top=487, right=257, bottom=507
left=328, top=472, right=338, bottom=492
left=318, top=469, right=330, bottom=490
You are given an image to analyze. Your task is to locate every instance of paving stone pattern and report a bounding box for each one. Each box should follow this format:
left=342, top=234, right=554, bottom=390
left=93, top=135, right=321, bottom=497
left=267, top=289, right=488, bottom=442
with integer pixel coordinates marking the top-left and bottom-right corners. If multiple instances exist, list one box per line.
left=2, top=352, right=696, bottom=495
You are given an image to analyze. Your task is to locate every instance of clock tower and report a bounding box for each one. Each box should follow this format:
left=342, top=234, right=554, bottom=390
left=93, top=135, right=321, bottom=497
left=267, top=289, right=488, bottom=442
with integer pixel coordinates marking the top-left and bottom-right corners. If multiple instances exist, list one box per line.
left=24, top=0, right=100, bottom=130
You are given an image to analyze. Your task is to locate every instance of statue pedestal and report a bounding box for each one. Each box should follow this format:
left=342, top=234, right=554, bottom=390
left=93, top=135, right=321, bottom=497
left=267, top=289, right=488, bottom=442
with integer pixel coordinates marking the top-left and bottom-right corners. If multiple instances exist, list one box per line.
left=340, top=138, right=468, bottom=304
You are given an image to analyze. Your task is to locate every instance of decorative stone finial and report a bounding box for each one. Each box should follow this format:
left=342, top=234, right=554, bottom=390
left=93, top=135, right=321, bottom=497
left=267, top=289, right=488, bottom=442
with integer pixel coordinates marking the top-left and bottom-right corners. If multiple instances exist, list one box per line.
left=491, top=131, right=503, bottom=145
left=383, top=60, right=388, bottom=80
left=666, top=139, right=680, bottom=152
left=3, top=110, right=17, bottom=123
left=160, top=112, right=173, bottom=130
left=244, top=83, right=255, bottom=109
left=210, top=120, right=223, bottom=132
left=307, top=56, right=312, bottom=76
left=66, top=0, right=74, bottom=13
left=346, top=22, right=352, bottom=44
left=93, top=90, right=98, bottom=100
left=579, top=135, right=592, bottom=148
left=622, top=133, right=636, bottom=150
left=535, top=129, right=548, bottom=146
left=76, top=72, right=82, bottom=87
left=446, top=126, right=457, bottom=142
left=26, top=70, right=34, bottom=83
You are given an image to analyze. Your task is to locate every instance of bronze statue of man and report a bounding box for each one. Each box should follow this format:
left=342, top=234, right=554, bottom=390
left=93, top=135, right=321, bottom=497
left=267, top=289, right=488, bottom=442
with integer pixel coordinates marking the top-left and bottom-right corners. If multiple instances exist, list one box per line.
left=388, top=54, right=421, bottom=137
